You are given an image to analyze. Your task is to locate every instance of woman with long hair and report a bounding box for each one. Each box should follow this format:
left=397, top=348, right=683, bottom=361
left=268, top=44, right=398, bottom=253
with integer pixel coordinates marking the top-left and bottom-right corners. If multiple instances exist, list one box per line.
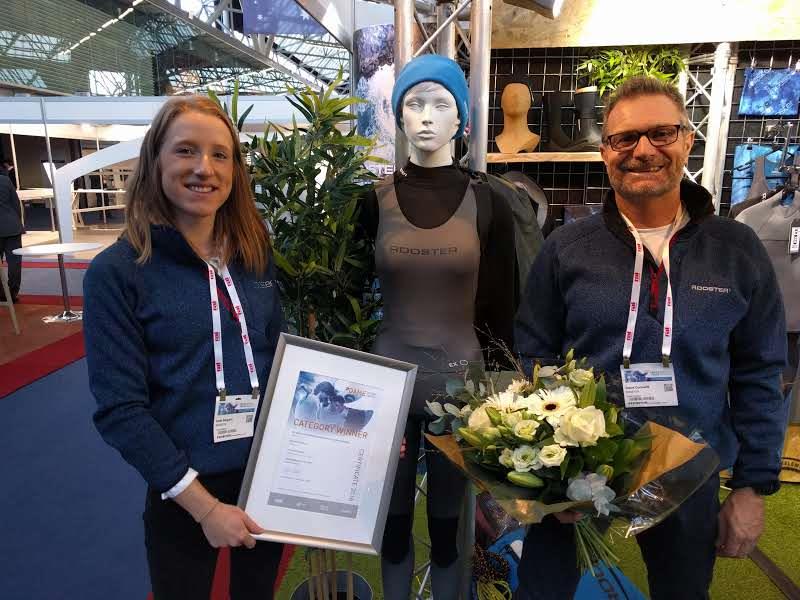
left=83, top=95, right=283, bottom=599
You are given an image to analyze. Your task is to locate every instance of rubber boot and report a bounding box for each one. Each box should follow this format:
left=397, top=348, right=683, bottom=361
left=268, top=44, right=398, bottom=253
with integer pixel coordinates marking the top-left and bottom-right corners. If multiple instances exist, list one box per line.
left=430, top=559, right=462, bottom=600
left=569, top=86, right=602, bottom=151
left=381, top=542, right=415, bottom=600
left=543, top=91, right=574, bottom=151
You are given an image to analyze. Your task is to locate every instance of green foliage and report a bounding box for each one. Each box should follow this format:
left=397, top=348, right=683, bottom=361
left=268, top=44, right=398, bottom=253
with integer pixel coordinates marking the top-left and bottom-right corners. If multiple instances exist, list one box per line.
left=577, top=47, right=685, bottom=97
left=224, top=72, right=384, bottom=350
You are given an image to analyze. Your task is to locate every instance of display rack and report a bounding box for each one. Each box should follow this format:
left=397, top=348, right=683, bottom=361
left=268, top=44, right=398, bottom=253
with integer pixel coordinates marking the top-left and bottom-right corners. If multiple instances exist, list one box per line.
left=487, top=151, right=602, bottom=163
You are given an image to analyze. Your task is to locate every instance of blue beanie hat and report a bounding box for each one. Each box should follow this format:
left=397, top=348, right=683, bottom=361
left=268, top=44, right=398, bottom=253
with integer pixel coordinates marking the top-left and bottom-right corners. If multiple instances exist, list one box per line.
left=391, top=55, right=469, bottom=140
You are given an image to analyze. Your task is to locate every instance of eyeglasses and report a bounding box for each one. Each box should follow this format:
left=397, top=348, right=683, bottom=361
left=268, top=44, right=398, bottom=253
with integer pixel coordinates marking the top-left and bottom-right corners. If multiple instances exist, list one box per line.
left=604, top=124, right=685, bottom=152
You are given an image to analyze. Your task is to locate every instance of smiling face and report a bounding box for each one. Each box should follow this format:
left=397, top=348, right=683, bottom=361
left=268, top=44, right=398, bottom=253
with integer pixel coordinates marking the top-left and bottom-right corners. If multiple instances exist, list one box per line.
left=401, top=81, right=460, bottom=154
left=158, top=111, right=234, bottom=230
left=600, top=94, right=693, bottom=202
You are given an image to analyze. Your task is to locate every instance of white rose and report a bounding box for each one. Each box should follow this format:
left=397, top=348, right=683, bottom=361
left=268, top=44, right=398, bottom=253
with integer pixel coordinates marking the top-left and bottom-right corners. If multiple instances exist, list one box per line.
left=568, top=368, right=594, bottom=388
left=537, top=444, right=567, bottom=468
left=512, top=419, right=539, bottom=441
left=511, top=445, right=538, bottom=472
left=554, top=406, right=609, bottom=447
left=468, top=406, right=491, bottom=431
left=499, top=447, right=514, bottom=468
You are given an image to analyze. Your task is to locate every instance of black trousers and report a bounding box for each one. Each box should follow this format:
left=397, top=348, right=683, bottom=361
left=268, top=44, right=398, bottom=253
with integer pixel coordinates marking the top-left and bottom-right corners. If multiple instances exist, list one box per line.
left=143, top=470, right=284, bottom=600
left=0, top=234, right=21, bottom=298
left=515, top=473, right=721, bottom=600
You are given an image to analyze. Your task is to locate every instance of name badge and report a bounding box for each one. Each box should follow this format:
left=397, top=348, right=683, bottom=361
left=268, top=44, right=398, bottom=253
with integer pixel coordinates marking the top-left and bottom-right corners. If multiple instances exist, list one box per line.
left=789, top=219, right=800, bottom=255
left=620, top=363, right=679, bottom=408
left=213, top=394, right=258, bottom=443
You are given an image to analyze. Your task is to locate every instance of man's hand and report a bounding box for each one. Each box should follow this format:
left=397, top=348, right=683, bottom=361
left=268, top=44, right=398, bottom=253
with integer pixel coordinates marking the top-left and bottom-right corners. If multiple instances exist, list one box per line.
left=716, top=487, right=764, bottom=558
left=200, top=502, right=266, bottom=549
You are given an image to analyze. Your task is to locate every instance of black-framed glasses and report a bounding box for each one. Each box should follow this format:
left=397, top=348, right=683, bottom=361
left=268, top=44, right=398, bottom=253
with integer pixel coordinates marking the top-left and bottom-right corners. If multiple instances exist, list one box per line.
left=604, top=124, right=685, bottom=152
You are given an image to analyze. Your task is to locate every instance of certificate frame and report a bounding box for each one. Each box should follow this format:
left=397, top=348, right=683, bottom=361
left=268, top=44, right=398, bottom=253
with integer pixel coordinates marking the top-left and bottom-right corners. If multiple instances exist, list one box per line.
left=238, top=333, right=417, bottom=555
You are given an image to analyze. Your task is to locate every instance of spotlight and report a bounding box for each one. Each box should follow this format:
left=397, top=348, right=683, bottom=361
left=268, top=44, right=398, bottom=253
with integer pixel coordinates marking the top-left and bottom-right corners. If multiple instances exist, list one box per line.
left=504, top=0, right=564, bottom=19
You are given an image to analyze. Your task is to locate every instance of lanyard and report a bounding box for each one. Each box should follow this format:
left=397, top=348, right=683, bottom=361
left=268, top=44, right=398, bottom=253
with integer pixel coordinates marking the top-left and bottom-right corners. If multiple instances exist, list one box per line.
left=619, top=211, right=680, bottom=369
left=208, top=263, right=259, bottom=400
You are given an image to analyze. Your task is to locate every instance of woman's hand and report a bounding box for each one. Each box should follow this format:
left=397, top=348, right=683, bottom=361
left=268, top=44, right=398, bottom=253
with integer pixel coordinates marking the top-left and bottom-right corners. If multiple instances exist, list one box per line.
left=200, top=502, right=266, bottom=549
left=173, top=478, right=265, bottom=549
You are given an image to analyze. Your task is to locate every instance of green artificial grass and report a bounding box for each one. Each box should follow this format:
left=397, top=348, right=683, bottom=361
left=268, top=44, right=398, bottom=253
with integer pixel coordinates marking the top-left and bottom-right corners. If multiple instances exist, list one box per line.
left=275, top=484, right=799, bottom=600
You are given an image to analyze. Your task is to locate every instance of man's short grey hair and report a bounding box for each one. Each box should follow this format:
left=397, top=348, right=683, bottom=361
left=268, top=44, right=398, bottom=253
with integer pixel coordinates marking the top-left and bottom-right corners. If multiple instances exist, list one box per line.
left=602, top=76, right=690, bottom=137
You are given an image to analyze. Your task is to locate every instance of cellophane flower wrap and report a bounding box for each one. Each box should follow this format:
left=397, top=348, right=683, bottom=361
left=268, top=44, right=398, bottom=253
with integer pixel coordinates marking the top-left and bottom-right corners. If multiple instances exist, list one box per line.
left=425, top=351, right=719, bottom=576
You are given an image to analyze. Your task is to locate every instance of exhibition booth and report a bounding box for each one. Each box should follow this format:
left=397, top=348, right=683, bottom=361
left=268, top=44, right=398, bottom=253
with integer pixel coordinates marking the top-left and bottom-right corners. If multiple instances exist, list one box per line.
left=0, top=1, right=798, bottom=599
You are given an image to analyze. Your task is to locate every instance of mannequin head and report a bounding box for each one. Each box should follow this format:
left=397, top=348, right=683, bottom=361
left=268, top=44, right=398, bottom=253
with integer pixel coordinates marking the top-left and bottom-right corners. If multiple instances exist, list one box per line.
left=501, top=83, right=532, bottom=117
left=400, top=81, right=460, bottom=163
left=392, top=55, right=469, bottom=140
left=392, top=55, right=470, bottom=167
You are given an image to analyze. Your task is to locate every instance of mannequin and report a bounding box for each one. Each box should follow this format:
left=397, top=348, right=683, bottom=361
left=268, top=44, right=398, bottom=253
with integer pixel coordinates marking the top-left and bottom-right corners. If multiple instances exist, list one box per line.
left=495, top=82, right=540, bottom=154
left=359, top=55, right=516, bottom=600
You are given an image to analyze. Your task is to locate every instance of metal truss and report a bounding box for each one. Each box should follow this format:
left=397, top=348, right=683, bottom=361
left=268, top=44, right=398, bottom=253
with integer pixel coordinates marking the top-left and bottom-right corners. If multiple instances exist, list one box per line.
left=679, top=42, right=738, bottom=212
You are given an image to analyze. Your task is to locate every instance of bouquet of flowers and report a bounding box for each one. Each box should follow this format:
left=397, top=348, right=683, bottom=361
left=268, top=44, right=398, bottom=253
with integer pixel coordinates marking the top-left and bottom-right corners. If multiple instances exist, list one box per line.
left=426, top=351, right=719, bottom=576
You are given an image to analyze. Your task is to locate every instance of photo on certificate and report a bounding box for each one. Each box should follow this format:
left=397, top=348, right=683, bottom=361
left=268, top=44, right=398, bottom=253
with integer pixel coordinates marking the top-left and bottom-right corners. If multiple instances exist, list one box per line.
left=238, top=334, right=417, bottom=555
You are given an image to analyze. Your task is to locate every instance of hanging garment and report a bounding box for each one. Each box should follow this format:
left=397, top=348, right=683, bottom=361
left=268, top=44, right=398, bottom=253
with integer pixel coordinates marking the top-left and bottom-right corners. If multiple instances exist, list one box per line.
left=746, top=155, right=771, bottom=200
left=728, top=185, right=783, bottom=219
left=731, top=144, right=798, bottom=205
left=736, top=191, right=800, bottom=331
left=738, top=68, right=800, bottom=117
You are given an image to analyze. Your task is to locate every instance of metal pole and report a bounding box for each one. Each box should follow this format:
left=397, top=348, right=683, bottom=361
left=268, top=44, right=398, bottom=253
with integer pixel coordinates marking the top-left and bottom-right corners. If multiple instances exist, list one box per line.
left=39, top=98, right=62, bottom=242
left=96, top=133, right=107, bottom=224
left=58, top=253, right=72, bottom=313
left=412, top=0, right=470, bottom=59
left=700, top=42, right=737, bottom=213
left=394, top=0, right=414, bottom=167
left=436, top=1, right=457, bottom=59
left=9, top=124, right=20, bottom=191
left=467, top=0, right=491, bottom=172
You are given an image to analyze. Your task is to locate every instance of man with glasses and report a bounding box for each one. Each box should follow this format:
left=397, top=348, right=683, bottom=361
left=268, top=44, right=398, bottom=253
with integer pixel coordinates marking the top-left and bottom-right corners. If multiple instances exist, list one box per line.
left=514, top=76, right=787, bottom=599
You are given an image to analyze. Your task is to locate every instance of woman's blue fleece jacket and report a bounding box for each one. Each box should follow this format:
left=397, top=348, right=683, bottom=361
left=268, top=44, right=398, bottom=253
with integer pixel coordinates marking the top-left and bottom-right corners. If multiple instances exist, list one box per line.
left=83, top=225, right=282, bottom=492
left=515, top=180, right=788, bottom=491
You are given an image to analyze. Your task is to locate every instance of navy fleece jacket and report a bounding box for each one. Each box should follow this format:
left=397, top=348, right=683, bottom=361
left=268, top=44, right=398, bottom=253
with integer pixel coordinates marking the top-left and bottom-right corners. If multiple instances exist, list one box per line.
left=83, top=225, right=282, bottom=492
left=515, top=180, right=788, bottom=490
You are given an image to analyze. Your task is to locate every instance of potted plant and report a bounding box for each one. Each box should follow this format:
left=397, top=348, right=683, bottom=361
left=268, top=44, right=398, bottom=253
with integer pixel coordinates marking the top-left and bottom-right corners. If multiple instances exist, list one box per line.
left=218, top=73, right=383, bottom=351
left=577, top=47, right=685, bottom=97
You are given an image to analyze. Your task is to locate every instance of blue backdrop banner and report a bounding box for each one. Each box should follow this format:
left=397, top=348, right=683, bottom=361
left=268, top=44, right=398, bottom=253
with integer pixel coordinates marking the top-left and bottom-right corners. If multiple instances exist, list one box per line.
left=241, top=0, right=326, bottom=36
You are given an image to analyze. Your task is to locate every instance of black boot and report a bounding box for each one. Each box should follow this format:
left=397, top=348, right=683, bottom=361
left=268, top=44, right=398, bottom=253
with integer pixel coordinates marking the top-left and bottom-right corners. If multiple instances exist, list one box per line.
left=569, top=86, right=602, bottom=151
left=543, top=91, right=574, bottom=151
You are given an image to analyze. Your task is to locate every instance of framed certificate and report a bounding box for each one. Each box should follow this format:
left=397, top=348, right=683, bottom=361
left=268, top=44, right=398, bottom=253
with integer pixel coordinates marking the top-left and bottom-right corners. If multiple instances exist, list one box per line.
left=238, top=333, right=417, bottom=555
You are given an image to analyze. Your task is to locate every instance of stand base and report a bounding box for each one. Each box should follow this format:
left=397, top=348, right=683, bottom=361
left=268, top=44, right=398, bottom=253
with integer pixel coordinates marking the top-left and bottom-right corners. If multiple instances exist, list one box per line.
left=43, top=310, right=83, bottom=323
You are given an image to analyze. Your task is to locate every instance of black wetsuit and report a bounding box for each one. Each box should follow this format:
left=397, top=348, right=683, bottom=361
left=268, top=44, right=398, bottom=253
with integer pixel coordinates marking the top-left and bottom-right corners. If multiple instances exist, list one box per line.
left=360, top=161, right=515, bottom=577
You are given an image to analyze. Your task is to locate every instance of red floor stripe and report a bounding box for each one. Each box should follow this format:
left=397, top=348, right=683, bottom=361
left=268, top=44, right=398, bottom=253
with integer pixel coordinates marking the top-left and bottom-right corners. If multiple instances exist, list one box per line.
left=0, top=331, right=86, bottom=398
left=17, top=295, right=84, bottom=307
left=145, top=545, right=295, bottom=600
left=2, top=260, right=91, bottom=269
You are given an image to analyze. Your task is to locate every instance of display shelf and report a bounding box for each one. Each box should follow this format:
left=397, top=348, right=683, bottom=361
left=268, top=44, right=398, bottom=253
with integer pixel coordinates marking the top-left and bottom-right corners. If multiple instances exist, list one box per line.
left=487, top=151, right=603, bottom=163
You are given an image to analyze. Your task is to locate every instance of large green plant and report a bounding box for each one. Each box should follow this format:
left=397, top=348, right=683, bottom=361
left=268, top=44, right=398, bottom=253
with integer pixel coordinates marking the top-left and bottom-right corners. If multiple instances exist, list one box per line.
left=240, top=73, right=383, bottom=350
left=577, top=47, right=685, bottom=97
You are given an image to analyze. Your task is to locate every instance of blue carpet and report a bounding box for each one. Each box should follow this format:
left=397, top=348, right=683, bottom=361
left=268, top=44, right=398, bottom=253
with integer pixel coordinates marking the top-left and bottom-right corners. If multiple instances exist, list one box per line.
left=0, top=359, right=150, bottom=600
